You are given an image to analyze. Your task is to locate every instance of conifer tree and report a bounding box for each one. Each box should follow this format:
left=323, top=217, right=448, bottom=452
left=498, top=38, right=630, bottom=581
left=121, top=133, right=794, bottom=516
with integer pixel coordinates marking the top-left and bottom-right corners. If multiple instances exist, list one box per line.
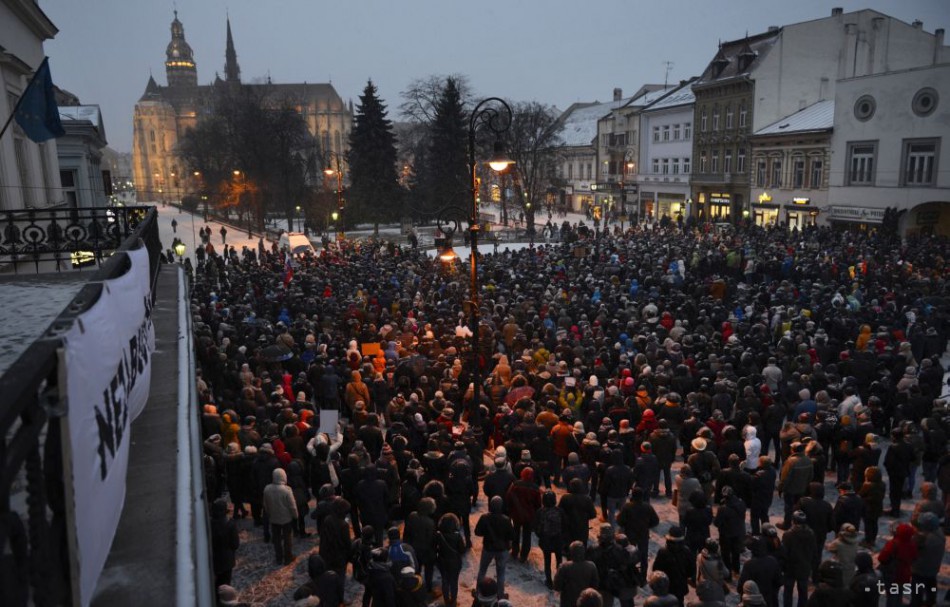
left=347, top=79, right=401, bottom=229
left=421, top=78, right=468, bottom=221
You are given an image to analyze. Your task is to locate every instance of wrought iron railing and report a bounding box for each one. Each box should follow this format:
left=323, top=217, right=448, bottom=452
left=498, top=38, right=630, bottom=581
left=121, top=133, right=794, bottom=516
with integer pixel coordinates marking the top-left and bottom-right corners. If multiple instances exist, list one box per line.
left=0, top=206, right=152, bottom=274
left=0, top=207, right=160, bottom=606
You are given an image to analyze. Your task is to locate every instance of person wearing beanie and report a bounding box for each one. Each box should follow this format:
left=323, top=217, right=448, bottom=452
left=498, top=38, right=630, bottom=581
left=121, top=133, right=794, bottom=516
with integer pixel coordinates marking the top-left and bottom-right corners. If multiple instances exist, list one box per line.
left=633, top=441, right=660, bottom=502
left=559, top=477, right=598, bottom=547
left=505, top=466, right=542, bottom=562
left=808, top=560, right=852, bottom=605
left=653, top=526, right=694, bottom=605
left=738, top=580, right=766, bottom=606
left=858, top=466, right=886, bottom=547
left=781, top=511, right=817, bottom=607
left=262, top=467, right=298, bottom=565
left=536, top=490, right=567, bottom=588
left=484, top=457, right=516, bottom=511
left=713, top=485, right=747, bottom=576
left=738, top=537, right=782, bottom=607
left=673, top=465, right=702, bottom=527
left=644, top=571, right=678, bottom=607
left=364, top=547, right=398, bottom=607
left=828, top=523, right=860, bottom=586
left=750, top=456, right=776, bottom=536
left=554, top=541, right=599, bottom=607
left=617, top=486, right=660, bottom=578
left=474, top=496, right=515, bottom=598
left=435, top=513, right=465, bottom=607
left=883, top=428, right=915, bottom=517
left=777, top=442, right=813, bottom=530
left=849, top=551, right=879, bottom=607
left=695, top=538, right=728, bottom=600
left=910, top=512, right=943, bottom=607
left=589, top=523, right=634, bottom=607
left=561, top=451, right=592, bottom=493
left=319, top=498, right=353, bottom=577
left=217, top=584, right=247, bottom=607
left=210, top=497, right=240, bottom=586
left=403, top=498, right=437, bottom=592
left=796, top=482, right=832, bottom=582
left=293, top=553, right=344, bottom=607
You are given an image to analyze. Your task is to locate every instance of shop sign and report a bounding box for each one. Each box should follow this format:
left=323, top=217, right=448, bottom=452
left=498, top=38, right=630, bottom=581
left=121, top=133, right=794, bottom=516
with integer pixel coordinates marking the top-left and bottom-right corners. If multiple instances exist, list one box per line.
left=828, top=206, right=885, bottom=222
left=792, top=197, right=810, bottom=205
left=758, top=192, right=772, bottom=204
left=710, top=192, right=731, bottom=205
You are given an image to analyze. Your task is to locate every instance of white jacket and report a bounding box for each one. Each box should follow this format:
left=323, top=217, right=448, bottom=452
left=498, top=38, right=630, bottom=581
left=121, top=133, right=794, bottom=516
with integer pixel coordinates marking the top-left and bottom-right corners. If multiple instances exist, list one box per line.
left=742, top=425, right=761, bottom=470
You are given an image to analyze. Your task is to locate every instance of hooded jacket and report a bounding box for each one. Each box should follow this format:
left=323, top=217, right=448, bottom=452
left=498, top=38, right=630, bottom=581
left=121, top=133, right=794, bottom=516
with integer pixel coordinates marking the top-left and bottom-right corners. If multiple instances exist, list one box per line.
left=554, top=543, right=599, bottom=607
left=474, top=496, right=515, bottom=551
left=877, top=523, right=917, bottom=584
left=742, top=426, right=761, bottom=470
left=262, top=468, right=298, bottom=525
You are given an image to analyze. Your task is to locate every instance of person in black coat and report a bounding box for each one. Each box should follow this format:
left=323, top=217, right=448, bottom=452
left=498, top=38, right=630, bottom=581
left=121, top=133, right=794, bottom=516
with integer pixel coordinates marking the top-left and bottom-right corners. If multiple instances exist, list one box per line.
left=713, top=487, right=747, bottom=576
left=600, top=449, right=633, bottom=527
left=883, top=429, right=914, bottom=516
left=738, top=537, right=782, bottom=607
left=795, top=481, right=833, bottom=582
left=482, top=457, right=515, bottom=511
left=554, top=541, right=600, bottom=607
left=683, top=491, right=714, bottom=554
left=750, top=456, right=776, bottom=535
left=435, top=513, right=465, bottom=607
left=653, top=525, right=695, bottom=605
left=250, top=445, right=279, bottom=539
left=357, top=464, right=390, bottom=544
left=781, top=511, right=817, bottom=607
left=617, top=487, right=659, bottom=578
left=319, top=498, right=353, bottom=577
left=589, top=524, right=634, bottom=607
left=558, top=477, right=598, bottom=546
left=831, top=482, right=864, bottom=534
left=403, top=498, right=437, bottom=592
left=633, top=442, right=661, bottom=500
left=293, top=554, right=345, bottom=606
left=445, top=456, right=475, bottom=547
left=210, top=498, right=240, bottom=586
left=363, top=548, right=397, bottom=607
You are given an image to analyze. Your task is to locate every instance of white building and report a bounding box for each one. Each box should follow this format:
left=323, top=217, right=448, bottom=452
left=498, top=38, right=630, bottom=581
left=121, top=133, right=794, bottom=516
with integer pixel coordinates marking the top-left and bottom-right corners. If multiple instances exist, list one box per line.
left=829, top=62, right=950, bottom=236
left=0, top=0, right=61, bottom=210
left=57, top=105, right=108, bottom=208
left=637, top=80, right=695, bottom=222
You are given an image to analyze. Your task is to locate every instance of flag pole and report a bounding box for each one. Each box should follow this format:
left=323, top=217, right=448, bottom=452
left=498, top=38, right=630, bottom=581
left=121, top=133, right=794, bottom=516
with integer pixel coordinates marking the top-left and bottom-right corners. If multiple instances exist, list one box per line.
left=0, top=57, right=49, bottom=141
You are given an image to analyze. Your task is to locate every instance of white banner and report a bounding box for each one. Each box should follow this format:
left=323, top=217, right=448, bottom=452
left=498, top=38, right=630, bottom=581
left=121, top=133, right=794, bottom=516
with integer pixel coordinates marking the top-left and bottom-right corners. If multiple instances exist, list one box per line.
left=64, top=246, right=155, bottom=607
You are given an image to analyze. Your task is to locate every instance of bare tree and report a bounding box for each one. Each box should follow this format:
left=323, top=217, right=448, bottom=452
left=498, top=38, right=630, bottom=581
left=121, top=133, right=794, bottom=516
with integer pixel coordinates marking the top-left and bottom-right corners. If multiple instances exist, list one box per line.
left=505, top=101, right=563, bottom=232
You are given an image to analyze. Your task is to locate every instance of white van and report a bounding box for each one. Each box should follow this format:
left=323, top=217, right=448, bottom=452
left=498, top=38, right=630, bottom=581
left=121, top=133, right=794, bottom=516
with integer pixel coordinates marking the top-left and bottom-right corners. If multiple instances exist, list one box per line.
left=278, top=232, right=316, bottom=257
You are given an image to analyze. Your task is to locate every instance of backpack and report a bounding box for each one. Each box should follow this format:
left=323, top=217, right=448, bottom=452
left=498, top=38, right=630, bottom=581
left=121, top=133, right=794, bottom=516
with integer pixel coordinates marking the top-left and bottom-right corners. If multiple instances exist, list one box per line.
left=536, top=506, right=562, bottom=540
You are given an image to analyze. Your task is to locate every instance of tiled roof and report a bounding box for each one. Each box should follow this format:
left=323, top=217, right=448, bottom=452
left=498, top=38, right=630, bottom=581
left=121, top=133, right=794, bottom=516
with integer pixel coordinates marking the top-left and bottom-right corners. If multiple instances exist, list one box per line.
left=754, top=99, right=834, bottom=135
left=695, top=29, right=782, bottom=85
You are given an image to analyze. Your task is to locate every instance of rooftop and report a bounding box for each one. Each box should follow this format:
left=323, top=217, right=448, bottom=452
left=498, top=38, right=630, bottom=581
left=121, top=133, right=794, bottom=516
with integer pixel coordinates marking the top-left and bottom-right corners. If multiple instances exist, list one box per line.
left=753, top=99, right=835, bottom=135
left=557, top=97, right=636, bottom=147
left=642, top=81, right=696, bottom=111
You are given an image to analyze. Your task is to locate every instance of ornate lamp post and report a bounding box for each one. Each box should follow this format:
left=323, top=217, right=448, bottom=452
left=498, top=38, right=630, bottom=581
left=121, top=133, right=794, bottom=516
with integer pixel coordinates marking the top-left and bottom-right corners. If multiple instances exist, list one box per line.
left=173, top=241, right=186, bottom=262
left=324, top=154, right=345, bottom=239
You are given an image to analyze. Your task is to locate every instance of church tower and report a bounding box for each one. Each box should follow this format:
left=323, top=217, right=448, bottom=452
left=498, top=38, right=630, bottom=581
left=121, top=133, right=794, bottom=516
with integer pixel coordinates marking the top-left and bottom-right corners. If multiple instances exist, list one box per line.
left=165, top=11, right=197, bottom=88
left=224, top=17, right=241, bottom=83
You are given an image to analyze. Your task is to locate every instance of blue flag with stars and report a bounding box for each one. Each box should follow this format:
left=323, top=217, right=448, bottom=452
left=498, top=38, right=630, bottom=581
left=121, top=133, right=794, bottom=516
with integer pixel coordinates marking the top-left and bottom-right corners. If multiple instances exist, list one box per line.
left=14, top=57, right=65, bottom=143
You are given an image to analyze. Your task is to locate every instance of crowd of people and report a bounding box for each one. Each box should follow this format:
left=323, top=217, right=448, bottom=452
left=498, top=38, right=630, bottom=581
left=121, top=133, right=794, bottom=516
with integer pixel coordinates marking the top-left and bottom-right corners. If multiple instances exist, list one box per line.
left=192, top=219, right=950, bottom=607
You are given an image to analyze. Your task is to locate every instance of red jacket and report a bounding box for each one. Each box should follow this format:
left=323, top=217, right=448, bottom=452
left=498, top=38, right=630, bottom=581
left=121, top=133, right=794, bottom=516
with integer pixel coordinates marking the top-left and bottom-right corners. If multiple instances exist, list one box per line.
left=878, top=523, right=918, bottom=584
left=505, top=479, right=542, bottom=525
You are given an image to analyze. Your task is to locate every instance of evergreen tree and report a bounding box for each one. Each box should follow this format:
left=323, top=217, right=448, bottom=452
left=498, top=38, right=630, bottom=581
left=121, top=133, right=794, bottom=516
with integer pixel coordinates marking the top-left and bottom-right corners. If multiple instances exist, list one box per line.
left=420, top=78, right=469, bottom=221
left=347, top=79, right=401, bottom=229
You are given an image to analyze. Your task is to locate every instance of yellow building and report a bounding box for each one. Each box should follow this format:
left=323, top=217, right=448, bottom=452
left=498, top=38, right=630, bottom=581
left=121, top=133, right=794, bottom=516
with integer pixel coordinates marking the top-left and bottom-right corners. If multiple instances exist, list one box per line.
left=132, top=12, right=351, bottom=202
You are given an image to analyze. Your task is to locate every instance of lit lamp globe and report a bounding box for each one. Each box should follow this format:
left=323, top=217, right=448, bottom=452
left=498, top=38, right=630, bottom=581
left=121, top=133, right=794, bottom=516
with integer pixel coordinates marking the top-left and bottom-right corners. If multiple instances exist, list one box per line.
left=487, top=141, right=514, bottom=173
left=174, top=242, right=186, bottom=259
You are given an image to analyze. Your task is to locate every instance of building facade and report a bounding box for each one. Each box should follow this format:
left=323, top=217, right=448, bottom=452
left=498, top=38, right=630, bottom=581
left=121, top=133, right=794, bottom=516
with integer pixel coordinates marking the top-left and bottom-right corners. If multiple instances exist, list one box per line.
left=637, top=80, right=695, bottom=222
left=0, top=0, right=61, bottom=210
left=749, top=100, right=832, bottom=229
left=829, top=62, right=950, bottom=236
left=132, top=13, right=352, bottom=202
left=57, top=105, right=108, bottom=208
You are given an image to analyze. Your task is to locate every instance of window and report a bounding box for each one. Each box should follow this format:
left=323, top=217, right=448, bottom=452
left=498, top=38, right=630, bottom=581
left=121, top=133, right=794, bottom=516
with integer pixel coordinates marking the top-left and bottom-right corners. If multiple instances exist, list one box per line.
left=662, top=158, right=670, bottom=174
left=711, top=150, right=720, bottom=173
left=902, top=139, right=938, bottom=186
left=672, top=158, right=680, bottom=174
left=737, top=149, right=746, bottom=174
left=771, top=159, right=783, bottom=187
left=847, top=142, right=877, bottom=185
left=39, top=142, right=52, bottom=204
left=726, top=105, right=734, bottom=129
left=700, top=151, right=707, bottom=173
left=587, top=163, right=592, bottom=179
left=810, top=160, right=823, bottom=188
left=653, top=126, right=660, bottom=142
left=653, top=158, right=660, bottom=174
left=149, top=130, right=156, bottom=142
left=14, top=137, right=33, bottom=207
left=567, top=163, right=573, bottom=180
left=712, top=106, right=720, bottom=131
left=739, top=104, right=747, bottom=127
left=912, top=88, right=938, bottom=117
left=700, top=109, right=708, bottom=132
left=756, top=160, right=767, bottom=186
left=724, top=150, right=733, bottom=173
left=793, top=159, right=805, bottom=188
left=60, top=169, right=78, bottom=208
left=684, top=123, right=692, bottom=139
left=683, top=158, right=691, bottom=174
left=854, top=95, right=876, bottom=122
left=673, top=124, right=681, bottom=140
left=663, top=125, right=670, bottom=141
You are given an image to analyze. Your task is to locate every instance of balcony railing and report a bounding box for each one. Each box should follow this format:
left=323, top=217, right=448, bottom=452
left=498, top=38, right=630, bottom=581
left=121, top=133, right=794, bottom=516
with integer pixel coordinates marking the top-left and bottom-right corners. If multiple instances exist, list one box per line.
left=0, top=206, right=160, bottom=606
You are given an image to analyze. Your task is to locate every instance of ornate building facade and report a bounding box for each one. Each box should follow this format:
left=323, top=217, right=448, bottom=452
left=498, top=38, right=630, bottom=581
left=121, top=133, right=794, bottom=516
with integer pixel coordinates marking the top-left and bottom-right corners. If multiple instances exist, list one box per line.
left=132, top=12, right=352, bottom=202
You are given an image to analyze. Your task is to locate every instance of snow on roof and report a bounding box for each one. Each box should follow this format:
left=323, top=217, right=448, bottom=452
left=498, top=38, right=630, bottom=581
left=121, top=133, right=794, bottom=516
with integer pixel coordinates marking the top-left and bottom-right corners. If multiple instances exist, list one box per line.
left=754, top=99, right=835, bottom=135
left=558, top=97, right=635, bottom=147
left=627, top=87, right=675, bottom=107
left=643, top=83, right=696, bottom=111
left=58, top=105, right=102, bottom=124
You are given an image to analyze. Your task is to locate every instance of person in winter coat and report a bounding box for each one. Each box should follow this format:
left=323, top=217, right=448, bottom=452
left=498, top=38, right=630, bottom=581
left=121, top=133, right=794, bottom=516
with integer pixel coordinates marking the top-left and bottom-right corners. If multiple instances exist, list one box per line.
left=909, top=512, right=942, bottom=607
left=600, top=450, right=633, bottom=526
left=210, top=498, right=240, bottom=586
left=696, top=538, right=729, bottom=596
left=286, top=460, right=311, bottom=537
left=250, top=444, right=279, bottom=533
left=805, top=560, right=852, bottom=606
left=505, top=467, right=542, bottom=562
left=673, top=465, right=703, bottom=526
left=357, top=464, right=390, bottom=544
left=750, top=456, right=776, bottom=535
left=653, top=526, right=695, bottom=605
left=474, top=496, right=515, bottom=598
left=795, top=481, right=833, bottom=581
left=262, top=468, right=298, bottom=565
left=435, top=513, right=465, bottom=607
left=781, top=511, right=817, bottom=607
left=684, top=491, right=714, bottom=554
left=319, top=498, right=353, bottom=576
left=909, top=482, right=943, bottom=528
left=858, top=466, right=886, bottom=547
left=633, top=442, right=661, bottom=500
left=883, top=429, right=915, bottom=516
left=738, top=537, right=781, bottom=607
left=827, top=523, right=859, bottom=586
left=777, top=442, right=813, bottom=529
left=293, top=554, right=345, bottom=607
left=689, top=579, right=727, bottom=607
left=617, top=487, right=659, bottom=578
left=554, top=541, right=600, bottom=607
left=713, top=486, right=746, bottom=575
left=877, top=523, right=918, bottom=607
left=402, top=498, right=437, bottom=592
left=849, top=551, right=879, bottom=607
left=738, top=580, right=767, bottom=607
left=832, top=482, right=864, bottom=535
left=363, top=547, right=397, bottom=607
left=535, top=490, right=567, bottom=587
left=644, top=571, right=679, bottom=607
left=345, top=371, right=372, bottom=417
left=649, top=420, right=678, bottom=497
left=483, top=457, right=516, bottom=510
left=559, top=477, right=598, bottom=546
left=446, top=456, right=476, bottom=547
left=589, top=524, right=635, bottom=607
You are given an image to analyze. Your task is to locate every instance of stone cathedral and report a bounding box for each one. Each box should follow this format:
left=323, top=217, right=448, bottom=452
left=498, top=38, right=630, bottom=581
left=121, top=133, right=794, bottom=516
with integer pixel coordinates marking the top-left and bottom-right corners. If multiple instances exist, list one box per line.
left=132, top=12, right=351, bottom=201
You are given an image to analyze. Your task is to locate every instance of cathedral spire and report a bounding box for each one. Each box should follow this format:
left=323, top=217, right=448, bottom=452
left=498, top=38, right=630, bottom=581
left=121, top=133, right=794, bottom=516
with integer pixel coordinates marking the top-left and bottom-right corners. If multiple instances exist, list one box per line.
left=225, top=16, right=241, bottom=83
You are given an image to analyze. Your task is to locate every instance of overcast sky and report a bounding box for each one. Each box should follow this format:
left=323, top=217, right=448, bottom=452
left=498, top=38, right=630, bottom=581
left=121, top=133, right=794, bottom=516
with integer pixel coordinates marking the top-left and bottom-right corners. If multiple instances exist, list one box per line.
left=43, top=0, right=947, bottom=153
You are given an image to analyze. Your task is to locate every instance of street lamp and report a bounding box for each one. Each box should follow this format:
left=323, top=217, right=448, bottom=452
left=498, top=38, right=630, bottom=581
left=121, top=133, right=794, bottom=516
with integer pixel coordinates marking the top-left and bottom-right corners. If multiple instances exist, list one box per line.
left=233, top=169, right=251, bottom=237
left=174, top=241, right=186, bottom=262
left=465, top=97, right=513, bottom=427
left=324, top=154, right=345, bottom=239
left=295, top=205, right=303, bottom=233
left=620, top=158, right=635, bottom=231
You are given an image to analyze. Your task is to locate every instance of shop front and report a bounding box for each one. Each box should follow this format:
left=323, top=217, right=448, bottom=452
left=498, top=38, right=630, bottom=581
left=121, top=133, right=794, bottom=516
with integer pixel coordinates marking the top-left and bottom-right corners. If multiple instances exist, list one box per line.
left=752, top=192, right=780, bottom=227
left=699, top=192, right=734, bottom=222
left=827, top=205, right=886, bottom=231
left=784, top=197, right=818, bottom=229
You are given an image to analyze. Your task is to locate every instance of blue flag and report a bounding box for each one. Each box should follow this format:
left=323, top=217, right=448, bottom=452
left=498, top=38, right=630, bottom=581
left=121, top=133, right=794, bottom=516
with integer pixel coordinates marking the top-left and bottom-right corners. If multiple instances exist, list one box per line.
left=14, top=57, right=65, bottom=143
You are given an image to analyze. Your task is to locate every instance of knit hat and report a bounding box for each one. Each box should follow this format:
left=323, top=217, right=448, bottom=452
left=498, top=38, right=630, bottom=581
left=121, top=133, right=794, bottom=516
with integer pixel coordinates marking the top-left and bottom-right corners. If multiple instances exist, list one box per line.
left=741, top=580, right=766, bottom=605
left=665, top=526, right=685, bottom=542
left=476, top=577, right=498, bottom=602
left=793, top=510, right=807, bottom=525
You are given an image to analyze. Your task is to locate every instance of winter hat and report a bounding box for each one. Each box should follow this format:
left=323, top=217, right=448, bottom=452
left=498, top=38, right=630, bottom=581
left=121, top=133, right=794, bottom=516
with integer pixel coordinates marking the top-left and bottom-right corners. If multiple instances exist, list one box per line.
left=574, top=421, right=585, bottom=433
left=520, top=467, right=535, bottom=482
left=640, top=442, right=652, bottom=453
left=665, top=526, right=685, bottom=542
left=740, top=580, right=766, bottom=605
left=793, top=510, right=807, bottom=525
left=296, top=391, right=308, bottom=402
left=217, top=585, right=240, bottom=606
left=840, top=523, right=858, bottom=537
left=475, top=577, right=498, bottom=602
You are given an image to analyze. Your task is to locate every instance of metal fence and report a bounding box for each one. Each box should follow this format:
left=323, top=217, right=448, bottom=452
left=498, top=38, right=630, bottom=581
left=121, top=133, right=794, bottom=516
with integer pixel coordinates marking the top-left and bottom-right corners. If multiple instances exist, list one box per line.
left=0, top=207, right=161, bottom=606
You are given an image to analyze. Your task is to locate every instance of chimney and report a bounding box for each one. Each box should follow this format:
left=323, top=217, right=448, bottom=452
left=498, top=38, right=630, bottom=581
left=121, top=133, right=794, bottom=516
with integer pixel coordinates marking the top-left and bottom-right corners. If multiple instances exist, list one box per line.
left=912, top=20, right=923, bottom=30
left=613, top=88, right=622, bottom=102
left=831, top=7, right=843, bottom=16
left=935, top=28, right=945, bottom=64
left=768, top=26, right=779, bottom=33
